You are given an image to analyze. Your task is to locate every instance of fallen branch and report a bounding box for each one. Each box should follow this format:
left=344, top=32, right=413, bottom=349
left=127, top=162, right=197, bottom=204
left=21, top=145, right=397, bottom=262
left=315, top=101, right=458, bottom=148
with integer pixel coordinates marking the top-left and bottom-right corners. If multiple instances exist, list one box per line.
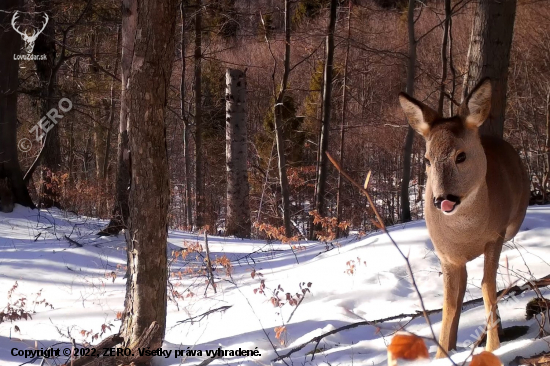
left=512, top=351, right=550, bottom=366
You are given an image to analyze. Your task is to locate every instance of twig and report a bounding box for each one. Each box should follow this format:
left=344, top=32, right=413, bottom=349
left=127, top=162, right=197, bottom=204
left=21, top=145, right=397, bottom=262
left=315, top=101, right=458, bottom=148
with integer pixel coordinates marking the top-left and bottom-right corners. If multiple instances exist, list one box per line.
left=175, top=305, right=232, bottom=325
left=64, top=235, right=83, bottom=247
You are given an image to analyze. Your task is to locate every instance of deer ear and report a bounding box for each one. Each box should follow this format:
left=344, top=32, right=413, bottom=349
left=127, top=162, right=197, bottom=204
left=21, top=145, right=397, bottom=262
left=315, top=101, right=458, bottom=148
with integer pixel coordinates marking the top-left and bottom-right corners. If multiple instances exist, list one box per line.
left=398, top=93, right=438, bottom=137
left=460, top=78, right=492, bottom=129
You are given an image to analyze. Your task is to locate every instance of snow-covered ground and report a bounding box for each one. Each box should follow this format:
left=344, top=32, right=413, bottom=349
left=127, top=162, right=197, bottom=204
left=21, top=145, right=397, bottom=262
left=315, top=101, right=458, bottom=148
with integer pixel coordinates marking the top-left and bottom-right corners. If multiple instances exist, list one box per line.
left=0, top=205, right=549, bottom=365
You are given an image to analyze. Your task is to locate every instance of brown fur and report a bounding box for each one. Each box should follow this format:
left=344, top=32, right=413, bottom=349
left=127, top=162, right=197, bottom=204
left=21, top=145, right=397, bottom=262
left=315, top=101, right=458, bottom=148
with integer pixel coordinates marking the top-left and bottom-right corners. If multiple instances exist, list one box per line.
left=399, top=78, right=530, bottom=357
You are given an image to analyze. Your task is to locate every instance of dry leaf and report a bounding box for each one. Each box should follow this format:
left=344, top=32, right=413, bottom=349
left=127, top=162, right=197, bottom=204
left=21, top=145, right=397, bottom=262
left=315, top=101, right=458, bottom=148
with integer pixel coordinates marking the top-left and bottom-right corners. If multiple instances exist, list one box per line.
left=387, top=334, right=429, bottom=360
left=470, top=352, right=502, bottom=366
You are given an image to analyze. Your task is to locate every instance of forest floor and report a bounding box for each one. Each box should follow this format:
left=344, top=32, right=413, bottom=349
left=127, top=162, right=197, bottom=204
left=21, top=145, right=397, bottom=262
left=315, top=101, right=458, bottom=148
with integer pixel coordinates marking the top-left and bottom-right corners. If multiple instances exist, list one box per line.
left=0, top=205, right=549, bottom=366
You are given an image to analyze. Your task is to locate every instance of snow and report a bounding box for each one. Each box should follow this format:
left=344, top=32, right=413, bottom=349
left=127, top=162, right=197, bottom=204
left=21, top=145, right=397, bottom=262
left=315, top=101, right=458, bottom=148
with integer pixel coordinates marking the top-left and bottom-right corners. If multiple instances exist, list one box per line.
left=0, top=205, right=549, bottom=365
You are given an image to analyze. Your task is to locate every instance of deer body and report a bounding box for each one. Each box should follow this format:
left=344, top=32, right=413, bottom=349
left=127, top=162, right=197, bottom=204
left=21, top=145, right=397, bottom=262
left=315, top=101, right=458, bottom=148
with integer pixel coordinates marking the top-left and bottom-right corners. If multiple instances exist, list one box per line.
left=399, top=79, right=530, bottom=357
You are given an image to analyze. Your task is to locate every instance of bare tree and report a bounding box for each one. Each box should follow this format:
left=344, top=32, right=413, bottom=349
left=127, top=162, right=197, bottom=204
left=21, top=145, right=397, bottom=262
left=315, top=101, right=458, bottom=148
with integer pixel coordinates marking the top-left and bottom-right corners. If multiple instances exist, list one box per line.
left=462, top=0, right=517, bottom=138
left=225, top=68, right=251, bottom=238
left=119, top=0, right=177, bottom=355
left=336, top=0, right=352, bottom=237
left=270, top=0, right=293, bottom=237
left=100, top=0, right=134, bottom=235
left=195, top=0, right=205, bottom=229
left=399, top=0, right=417, bottom=223
left=181, top=0, right=193, bottom=229
left=313, top=0, right=338, bottom=235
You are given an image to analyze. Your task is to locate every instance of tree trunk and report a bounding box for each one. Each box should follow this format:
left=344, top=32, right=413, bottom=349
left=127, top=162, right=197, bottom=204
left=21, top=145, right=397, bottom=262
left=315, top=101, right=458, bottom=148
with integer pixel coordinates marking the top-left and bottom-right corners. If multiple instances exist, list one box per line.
left=194, top=0, right=205, bottom=229
left=437, top=0, right=451, bottom=115
left=102, top=26, right=121, bottom=180
left=34, top=0, right=62, bottom=208
left=543, top=91, right=550, bottom=203
left=273, top=0, right=292, bottom=238
left=399, top=0, right=417, bottom=223
left=100, top=1, right=134, bottom=236
left=336, top=0, right=352, bottom=238
left=462, top=0, right=517, bottom=138
left=0, top=0, right=35, bottom=212
left=314, top=0, right=337, bottom=227
left=181, top=1, right=193, bottom=229
left=225, top=69, right=251, bottom=238
left=119, top=0, right=177, bottom=358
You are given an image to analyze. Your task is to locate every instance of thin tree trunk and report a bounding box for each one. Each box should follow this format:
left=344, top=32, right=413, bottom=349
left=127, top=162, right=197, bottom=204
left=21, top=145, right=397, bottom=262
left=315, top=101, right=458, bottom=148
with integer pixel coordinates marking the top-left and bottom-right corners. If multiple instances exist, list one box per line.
left=0, top=0, right=35, bottom=212
left=195, top=0, right=205, bottom=229
left=399, top=0, right=417, bottom=223
left=119, top=0, right=177, bottom=356
left=99, top=0, right=134, bottom=236
left=34, top=0, right=62, bottom=208
left=462, top=0, right=517, bottom=138
left=103, top=26, right=122, bottom=180
left=225, top=69, right=251, bottom=238
left=181, top=1, right=193, bottom=229
left=336, top=0, right=352, bottom=238
left=273, top=0, right=293, bottom=238
left=543, top=91, right=550, bottom=203
left=437, top=0, right=451, bottom=115
left=314, top=0, right=337, bottom=226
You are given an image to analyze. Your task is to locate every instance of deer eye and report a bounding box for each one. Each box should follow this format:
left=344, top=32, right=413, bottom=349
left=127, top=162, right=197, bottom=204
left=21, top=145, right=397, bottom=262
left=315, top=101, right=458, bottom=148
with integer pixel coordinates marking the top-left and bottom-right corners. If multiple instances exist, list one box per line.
left=424, top=157, right=431, bottom=167
left=456, top=152, right=466, bottom=164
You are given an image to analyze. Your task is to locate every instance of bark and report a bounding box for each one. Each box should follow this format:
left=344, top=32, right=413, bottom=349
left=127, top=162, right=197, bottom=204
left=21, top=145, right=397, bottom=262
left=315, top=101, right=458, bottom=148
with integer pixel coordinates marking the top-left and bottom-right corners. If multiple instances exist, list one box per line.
left=195, top=0, right=205, bottom=229
left=119, top=0, right=177, bottom=358
left=100, top=1, right=134, bottom=236
left=399, top=0, right=417, bottom=223
left=0, top=0, right=35, bottom=212
left=462, top=0, right=517, bottom=138
left=336, top=1, right=352, bottom=238
left=314, top=0, right=337, bottom=226
left=225, top=69, right=251, bottom=238
left=273, top=0, right=293, bottom=238
left=34, top=0, right=62, bottom=208
left=181, top=1, right=193, bottom=229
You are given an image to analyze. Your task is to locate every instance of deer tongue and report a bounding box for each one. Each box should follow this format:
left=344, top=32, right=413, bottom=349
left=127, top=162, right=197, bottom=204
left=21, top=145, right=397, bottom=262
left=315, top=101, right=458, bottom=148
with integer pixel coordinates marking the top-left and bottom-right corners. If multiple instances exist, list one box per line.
left=441, top=200, right=456, bottom=212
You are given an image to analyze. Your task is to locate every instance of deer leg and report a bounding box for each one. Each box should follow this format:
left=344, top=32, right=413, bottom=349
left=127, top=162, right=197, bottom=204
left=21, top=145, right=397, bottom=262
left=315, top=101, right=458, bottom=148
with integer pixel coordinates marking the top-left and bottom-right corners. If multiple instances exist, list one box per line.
left=436, top=262, right=467, bottom=358
left=482, top=238, right=504, bottom=352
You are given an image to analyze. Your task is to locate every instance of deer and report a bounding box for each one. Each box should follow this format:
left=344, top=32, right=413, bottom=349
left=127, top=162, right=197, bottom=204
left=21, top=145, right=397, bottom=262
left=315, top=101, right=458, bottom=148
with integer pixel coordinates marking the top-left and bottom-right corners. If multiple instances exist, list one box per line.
left=398, top=78, right=530, bottom=358
left=11, top=11, right=49, bottom=54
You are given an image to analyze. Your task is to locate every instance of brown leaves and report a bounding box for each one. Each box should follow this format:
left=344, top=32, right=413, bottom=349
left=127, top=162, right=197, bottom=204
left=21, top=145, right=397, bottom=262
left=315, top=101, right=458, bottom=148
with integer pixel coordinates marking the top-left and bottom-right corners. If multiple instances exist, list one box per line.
left=470, top=352, right=502, bottom=366
left=274, top=326, right=287, bottom=346
left=387, top=334, right=429, bottom=361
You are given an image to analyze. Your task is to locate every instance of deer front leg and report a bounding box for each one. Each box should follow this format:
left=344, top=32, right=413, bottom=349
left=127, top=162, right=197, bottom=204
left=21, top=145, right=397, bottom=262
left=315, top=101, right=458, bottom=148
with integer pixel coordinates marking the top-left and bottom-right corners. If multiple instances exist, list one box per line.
left=436, top=262, right=467, bottom=358
left=482, top=238, right=504, bottom=352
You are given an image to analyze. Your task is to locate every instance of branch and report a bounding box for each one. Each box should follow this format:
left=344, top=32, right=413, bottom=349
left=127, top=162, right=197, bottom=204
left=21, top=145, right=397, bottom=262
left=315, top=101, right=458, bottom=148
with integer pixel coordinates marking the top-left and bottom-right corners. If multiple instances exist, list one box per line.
left=175, top=305, right=232, bottom=325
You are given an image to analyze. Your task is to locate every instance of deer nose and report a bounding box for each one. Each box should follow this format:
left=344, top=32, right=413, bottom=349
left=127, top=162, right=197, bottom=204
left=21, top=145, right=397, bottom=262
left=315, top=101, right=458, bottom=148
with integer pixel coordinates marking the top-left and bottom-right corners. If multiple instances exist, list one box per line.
left=433, top=197, right=443, bottom=209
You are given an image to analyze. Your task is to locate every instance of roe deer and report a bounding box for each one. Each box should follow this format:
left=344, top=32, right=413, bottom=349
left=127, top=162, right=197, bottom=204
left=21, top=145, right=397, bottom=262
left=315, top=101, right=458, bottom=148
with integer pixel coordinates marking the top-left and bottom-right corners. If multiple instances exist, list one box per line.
left=398, top=78, right=530, bottom=358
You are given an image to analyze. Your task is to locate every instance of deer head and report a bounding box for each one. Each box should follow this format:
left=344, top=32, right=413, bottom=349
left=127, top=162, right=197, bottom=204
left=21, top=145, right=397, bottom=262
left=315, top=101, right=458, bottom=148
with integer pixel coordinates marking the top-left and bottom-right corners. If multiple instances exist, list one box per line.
left=398, top=78, right=493, bottom=215
left=11, top=11, right=49, bottom=54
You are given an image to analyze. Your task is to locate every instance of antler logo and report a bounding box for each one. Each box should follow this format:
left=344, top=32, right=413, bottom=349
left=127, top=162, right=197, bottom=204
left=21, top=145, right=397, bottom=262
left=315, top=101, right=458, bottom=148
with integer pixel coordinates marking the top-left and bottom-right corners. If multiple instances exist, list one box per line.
left=11, top=11, right=49, bottom=54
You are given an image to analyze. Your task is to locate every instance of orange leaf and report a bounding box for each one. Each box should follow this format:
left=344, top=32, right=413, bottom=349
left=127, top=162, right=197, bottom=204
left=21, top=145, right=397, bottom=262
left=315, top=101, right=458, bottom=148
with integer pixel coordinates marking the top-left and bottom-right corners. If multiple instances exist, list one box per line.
left=387, top=334, right=429, bottom=360
left=470, top=352, right=502, bottom=366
